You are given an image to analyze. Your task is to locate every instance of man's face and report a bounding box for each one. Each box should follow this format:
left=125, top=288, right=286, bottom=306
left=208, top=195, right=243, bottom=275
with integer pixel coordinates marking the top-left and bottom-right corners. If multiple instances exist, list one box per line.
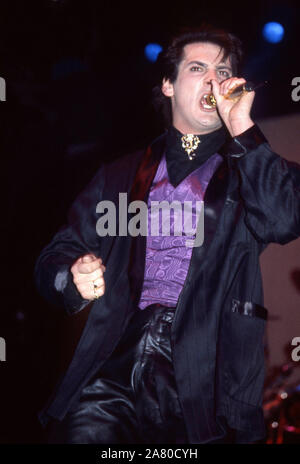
left=162, top=42, right=233, bottom=134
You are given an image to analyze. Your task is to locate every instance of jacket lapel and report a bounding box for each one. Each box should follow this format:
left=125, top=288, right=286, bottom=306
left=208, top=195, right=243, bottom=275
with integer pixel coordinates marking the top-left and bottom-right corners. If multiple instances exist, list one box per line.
left=129, top=133, right=166, bottom=203
left=128, top=133, right=166, bottom=305
left=191, top=158, right=229, bottom=265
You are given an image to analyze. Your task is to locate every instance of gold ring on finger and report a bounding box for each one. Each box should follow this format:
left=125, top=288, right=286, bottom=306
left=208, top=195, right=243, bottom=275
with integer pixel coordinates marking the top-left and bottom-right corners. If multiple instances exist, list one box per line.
left=93, top=281, right=101, bottom=299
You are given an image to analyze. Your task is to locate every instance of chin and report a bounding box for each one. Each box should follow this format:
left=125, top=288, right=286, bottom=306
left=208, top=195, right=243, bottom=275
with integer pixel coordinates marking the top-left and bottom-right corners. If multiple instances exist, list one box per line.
left=197, top=111, right=220, bottom=125
left=198, top=119, right=222, bottom=132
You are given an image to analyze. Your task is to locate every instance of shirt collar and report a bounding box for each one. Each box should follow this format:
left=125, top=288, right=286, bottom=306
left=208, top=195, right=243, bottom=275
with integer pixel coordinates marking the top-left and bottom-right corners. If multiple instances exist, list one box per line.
left=165, top=125, right=227, bottom=187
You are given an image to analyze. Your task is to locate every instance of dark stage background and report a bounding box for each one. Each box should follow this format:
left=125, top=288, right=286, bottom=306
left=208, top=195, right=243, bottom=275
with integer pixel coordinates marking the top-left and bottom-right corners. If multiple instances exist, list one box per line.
left=0, top=0, right=299, bottom=444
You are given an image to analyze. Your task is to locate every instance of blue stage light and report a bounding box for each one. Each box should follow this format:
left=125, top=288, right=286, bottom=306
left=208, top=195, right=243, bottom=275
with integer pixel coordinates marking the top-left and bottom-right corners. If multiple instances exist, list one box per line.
left=262, top=22, right=285, bottom=43
left=144, top=43, right=163, bottom=62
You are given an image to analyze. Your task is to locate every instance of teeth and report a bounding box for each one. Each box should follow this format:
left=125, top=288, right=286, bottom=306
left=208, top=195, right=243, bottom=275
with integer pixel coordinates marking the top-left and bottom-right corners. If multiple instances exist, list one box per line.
left=200, top=97, right=214, bottom=110
left=201, top=93, right=215, bottom=109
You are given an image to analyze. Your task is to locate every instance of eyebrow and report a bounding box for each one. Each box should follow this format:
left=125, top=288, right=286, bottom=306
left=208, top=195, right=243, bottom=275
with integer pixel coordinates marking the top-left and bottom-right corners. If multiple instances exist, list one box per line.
left=186, top=60, right=232, bottom=71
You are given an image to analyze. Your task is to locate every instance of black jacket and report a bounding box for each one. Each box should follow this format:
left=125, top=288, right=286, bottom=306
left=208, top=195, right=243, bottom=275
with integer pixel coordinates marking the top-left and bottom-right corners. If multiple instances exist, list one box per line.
left=34, top=125, right=300, bottom=443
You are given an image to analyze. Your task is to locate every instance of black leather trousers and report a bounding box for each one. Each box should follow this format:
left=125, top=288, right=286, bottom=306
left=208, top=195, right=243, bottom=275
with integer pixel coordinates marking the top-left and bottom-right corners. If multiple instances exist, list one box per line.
left=47, top=304, right=189, bottom=444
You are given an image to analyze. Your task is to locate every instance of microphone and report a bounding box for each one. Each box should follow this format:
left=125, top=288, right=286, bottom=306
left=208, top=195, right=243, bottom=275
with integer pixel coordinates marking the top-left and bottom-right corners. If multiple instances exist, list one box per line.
left=204, top=80, right=268, bottom=107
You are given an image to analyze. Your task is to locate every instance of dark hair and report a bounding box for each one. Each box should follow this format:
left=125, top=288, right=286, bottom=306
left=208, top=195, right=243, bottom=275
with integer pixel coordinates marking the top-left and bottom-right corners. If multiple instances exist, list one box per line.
left=152, top=24, right=244, bottom=128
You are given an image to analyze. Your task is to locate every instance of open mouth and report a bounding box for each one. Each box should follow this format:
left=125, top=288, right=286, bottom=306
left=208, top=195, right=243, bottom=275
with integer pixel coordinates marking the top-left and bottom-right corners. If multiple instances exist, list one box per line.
left=200, top=94, right=216, bottom=112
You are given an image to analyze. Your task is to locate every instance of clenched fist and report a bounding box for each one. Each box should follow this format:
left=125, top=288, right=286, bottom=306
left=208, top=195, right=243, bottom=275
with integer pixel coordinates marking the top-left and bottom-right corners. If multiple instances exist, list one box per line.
left=71, top=254, right=106, bottom=300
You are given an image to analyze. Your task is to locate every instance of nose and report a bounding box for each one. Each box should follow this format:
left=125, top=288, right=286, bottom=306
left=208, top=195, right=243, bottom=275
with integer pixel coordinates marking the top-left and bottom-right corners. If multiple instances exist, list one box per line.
left=204, top=69, right=219, bottom=88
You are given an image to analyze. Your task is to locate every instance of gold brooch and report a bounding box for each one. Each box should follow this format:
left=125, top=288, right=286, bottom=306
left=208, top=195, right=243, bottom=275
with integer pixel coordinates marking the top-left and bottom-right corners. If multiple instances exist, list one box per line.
left=181, top=134, right=201, bottom=160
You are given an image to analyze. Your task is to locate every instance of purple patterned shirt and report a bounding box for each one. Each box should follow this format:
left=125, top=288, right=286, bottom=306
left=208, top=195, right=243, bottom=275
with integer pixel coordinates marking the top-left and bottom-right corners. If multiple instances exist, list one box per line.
left=138, top=153, right=222, bottom=309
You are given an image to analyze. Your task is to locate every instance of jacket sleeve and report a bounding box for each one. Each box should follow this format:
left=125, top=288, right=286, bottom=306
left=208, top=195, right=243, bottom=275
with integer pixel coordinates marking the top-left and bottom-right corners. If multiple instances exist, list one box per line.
left=226, top=124, right=300, bottom=244
left=34, top=164, right=106, bottom=314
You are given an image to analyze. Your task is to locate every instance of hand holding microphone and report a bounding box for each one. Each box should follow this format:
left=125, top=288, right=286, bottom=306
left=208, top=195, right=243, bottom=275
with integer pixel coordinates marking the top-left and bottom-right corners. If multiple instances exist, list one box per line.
left=209, top=77, right=266, bottom=137
left=205, top=80, right=268, bottom=107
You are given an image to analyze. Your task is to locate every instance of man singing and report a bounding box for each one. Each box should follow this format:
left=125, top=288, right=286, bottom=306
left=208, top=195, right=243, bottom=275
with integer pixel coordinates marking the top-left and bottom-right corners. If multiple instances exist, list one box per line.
left=35, top=25, right=300, bottom=444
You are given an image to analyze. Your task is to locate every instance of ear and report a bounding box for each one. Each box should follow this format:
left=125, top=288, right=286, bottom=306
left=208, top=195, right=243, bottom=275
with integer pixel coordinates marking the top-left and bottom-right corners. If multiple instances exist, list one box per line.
left=161, top=78, right=174, bottom=97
